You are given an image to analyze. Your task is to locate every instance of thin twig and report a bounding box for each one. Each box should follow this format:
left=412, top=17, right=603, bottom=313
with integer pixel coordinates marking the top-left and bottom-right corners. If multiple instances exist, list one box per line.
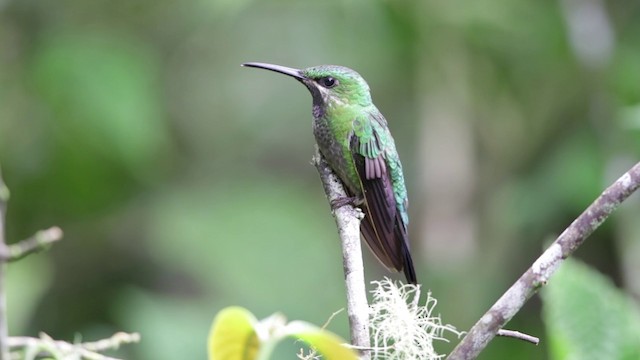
left=76, top=331, right=141, bottom=352
left=312, top=148, right=371, bottom=360
left=320, top=308, right=345, bottom=330
left=447, top=162, right=640, bottom=360
left=0, top=227, right=63, bottom=262
left=0, top=166, right=10, bottom=360
left=496, top=329, right=539, bottom=345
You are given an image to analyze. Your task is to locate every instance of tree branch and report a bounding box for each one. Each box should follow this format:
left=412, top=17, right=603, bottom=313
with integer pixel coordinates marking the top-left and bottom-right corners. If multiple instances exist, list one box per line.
left=8, top=331, right=141, bottom=360
left=312, top=148, right=371, bottom=360
left=447, top=161, right=640, bottom=360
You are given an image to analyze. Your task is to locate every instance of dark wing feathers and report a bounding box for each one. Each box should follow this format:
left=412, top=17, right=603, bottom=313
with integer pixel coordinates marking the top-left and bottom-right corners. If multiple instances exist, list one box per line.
left=401, top=228, right=416, bottom=284
left=350, top=130, right=417, bottom=284
left=352, top=151, right=399, bottom=269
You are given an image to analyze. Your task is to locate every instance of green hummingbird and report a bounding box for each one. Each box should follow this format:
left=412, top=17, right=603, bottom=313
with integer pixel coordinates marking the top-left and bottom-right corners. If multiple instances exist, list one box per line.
left=242, top=62, right=417, bottom=284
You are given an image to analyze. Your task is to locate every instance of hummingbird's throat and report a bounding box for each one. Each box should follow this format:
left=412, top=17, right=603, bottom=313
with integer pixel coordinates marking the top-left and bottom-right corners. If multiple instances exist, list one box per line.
left=312, top=104, right=324, bottom=119
left=303, top=80, right=326, bottom=118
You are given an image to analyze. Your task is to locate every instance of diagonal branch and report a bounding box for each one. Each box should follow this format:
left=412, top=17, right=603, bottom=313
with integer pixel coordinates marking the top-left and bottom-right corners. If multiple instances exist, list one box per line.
left=312, top=148, right=371, bottom=360
left=447, top=161, right=640, bottom=360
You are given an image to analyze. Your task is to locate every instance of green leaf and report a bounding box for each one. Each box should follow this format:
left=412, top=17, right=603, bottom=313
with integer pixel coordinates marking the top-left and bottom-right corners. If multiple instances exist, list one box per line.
left=542, top=259, right=640, bottom=360
left=280, top=321, right=359, bottom=360
left=209, top=306, right=260, bottom=360
left=208, top=307, right=358, bottom=360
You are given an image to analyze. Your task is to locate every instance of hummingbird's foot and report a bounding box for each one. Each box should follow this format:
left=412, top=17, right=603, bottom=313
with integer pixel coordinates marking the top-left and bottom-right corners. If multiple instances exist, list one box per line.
left=330, top=196, right=364, bottom=210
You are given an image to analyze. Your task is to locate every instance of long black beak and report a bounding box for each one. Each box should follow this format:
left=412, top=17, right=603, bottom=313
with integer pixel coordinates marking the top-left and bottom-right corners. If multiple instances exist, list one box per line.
left=242, top=62, right=305, bottom=81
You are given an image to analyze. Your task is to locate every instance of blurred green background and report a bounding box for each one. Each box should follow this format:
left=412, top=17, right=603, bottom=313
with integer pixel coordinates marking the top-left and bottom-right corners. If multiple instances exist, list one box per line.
left=1, top=0, right=640, bottom=359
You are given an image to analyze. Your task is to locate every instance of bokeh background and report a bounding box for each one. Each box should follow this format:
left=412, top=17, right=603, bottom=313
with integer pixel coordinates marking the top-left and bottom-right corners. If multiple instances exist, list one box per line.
left=2, top=0, right=640, bottom=358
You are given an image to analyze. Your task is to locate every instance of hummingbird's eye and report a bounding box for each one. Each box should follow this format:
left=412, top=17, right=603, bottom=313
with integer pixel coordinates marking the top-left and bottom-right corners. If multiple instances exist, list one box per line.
left=319, top=76, right=337, bottom=88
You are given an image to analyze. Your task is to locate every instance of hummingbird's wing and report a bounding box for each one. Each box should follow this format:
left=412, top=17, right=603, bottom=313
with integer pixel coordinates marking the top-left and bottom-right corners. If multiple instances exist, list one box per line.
left=350, top=113, right=417, bottom=284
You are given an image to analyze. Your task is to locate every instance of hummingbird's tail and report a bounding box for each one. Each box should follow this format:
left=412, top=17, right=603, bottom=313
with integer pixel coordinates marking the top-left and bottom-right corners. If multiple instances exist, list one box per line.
left=401, top=241, right=417, bottom=285
left=359, top=205, right=418, bottom=285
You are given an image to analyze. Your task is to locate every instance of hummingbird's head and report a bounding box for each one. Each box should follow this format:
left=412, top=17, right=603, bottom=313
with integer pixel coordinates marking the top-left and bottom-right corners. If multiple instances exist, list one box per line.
left=299, top=65, right=372, bottom=108
left=242, top=62, right=374, bottom=113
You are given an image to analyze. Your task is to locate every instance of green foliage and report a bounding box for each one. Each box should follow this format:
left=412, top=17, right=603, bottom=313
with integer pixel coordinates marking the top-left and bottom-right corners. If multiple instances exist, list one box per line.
left=31, top=30, right=170, bottom=173
left=207, top=306, right=358, bottom=360
left=612, top=47, right=640, bottom=105
left=6, top=256, right=52, bottom=334
left=2, top=1, right=640, bottom=359
left=542, top=259, right=640, bottom=360
left=115, top=288, right=209, bottom=360
left=208, top=307, right=260, bottom=360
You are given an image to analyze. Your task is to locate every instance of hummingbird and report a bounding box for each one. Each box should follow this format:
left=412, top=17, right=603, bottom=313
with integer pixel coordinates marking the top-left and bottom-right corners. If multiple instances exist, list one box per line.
left=242, top=62, right=417, bottom=284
